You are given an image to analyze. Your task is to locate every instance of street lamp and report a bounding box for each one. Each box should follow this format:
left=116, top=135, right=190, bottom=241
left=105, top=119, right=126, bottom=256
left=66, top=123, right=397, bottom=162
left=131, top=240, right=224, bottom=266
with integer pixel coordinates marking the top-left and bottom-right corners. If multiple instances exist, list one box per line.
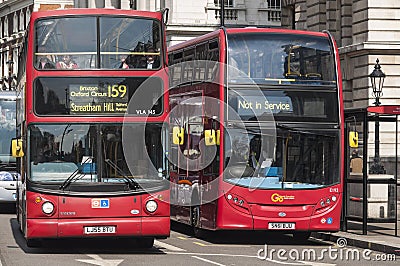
left=369, top=58, right=386, bottom=174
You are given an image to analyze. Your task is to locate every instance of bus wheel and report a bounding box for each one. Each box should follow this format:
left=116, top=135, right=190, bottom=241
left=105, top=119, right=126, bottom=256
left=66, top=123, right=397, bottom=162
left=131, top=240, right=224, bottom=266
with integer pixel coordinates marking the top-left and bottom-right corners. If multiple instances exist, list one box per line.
left=26, top=238, right=42, bottom=248
left=191, top=205, right=204, bottom=237
left=293, top=232, right=311, bottom=241
left=137, top=237, right=154, bottom=248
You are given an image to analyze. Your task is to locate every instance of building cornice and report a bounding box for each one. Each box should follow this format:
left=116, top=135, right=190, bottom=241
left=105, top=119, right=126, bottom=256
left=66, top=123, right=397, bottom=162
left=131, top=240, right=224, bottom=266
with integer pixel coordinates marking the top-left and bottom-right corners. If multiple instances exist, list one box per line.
left=0, top=0, right=33, bottom=17
left=339, top=42, right=400, bottom=57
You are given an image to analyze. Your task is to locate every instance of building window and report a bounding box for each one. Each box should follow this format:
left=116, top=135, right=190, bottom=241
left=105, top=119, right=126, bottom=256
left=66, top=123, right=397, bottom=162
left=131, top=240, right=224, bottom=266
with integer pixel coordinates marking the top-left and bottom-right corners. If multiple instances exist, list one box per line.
left=267, top=0, right=281, bottom=9
left=95, top=0, right=105, bottom=8
left=26, top=9, right=31, bottom=28
left=14, top=13, right=18, bottom=33
left=20, top=11, right=24, bottom=31
left=4, top=17, right=8, bottom=37
left=110, top=0, right=121, bottom=9
left=214, top=0, right=234, bottom=7
left=74, top=0, right=89, bottom=8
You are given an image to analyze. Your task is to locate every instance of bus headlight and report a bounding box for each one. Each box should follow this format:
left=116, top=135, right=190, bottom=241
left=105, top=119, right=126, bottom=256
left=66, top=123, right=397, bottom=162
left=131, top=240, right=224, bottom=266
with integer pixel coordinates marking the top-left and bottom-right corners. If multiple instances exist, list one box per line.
left=145, top=200, right=158, bottom=213
left=42, top=201, right=54, bottom=214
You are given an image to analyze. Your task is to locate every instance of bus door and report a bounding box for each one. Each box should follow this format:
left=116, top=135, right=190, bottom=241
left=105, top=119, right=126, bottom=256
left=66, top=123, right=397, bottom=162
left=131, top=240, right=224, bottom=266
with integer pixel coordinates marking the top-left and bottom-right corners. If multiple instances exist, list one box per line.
left=200, top=116, right=220, bottom=229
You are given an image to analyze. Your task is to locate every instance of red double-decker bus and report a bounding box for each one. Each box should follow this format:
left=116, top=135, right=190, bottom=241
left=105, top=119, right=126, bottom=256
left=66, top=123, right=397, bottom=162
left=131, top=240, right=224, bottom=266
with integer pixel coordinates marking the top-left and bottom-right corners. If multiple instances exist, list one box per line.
left=13, top=8, right=170, bottom=248
left=168, top=28, right=344, bottom=239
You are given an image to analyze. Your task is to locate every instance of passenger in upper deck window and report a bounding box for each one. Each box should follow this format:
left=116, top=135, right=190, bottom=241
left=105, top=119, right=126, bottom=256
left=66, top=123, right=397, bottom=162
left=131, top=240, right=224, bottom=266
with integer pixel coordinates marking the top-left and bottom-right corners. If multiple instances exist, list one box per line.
left=36, top=46, right=55, bottom=69
left=56, top=55, right=78, bottom=69
left=118, top=54, right=135, bottom=69
left=143, top=47, right=160, bottom=69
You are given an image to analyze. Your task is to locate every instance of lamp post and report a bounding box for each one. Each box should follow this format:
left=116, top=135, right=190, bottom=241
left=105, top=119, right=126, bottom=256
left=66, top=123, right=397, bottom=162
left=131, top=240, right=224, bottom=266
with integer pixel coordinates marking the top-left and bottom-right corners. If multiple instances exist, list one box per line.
left=369, top=59, right=386, bottom=174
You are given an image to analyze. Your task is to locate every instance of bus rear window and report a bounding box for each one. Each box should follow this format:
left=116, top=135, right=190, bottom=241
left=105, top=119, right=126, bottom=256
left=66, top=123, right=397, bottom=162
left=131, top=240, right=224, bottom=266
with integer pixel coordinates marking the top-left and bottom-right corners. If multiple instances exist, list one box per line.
left=34, top=77, right=163, bottom=116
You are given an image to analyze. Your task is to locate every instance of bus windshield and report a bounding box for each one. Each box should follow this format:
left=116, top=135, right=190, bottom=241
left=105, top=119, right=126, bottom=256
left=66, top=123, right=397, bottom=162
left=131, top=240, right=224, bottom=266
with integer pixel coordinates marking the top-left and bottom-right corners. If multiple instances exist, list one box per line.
left=223, top=125, right=340, bottom=189
left=0, top=97, right=16, bottom=168
left=29, top=123, right=166, bottom=189
left=35, top=16, right=161, bottom=70
left=227, top=33, right=336, bottom=85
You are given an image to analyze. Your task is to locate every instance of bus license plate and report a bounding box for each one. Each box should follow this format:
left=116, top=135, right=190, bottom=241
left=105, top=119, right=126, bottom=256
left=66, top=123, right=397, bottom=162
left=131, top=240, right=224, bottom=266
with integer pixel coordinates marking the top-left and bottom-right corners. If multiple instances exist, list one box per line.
left=268, top=223, right=295, bottom=230
left=84, top=226, right=116, bottom=234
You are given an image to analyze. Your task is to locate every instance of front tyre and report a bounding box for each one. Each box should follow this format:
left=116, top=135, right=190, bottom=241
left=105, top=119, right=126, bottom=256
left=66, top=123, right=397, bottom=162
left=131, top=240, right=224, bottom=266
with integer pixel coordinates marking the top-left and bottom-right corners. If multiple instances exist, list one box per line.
left=26, top=238, right=42, bottom=248
left=137, top=237, right=154, bottom=248
left=293, top=231, right=311, bottom=241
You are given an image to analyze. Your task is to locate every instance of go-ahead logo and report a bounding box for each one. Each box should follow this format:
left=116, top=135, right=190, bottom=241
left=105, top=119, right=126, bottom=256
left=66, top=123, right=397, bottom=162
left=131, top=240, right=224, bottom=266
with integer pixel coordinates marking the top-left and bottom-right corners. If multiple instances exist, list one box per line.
left=271, top=193, right=295, bottom=202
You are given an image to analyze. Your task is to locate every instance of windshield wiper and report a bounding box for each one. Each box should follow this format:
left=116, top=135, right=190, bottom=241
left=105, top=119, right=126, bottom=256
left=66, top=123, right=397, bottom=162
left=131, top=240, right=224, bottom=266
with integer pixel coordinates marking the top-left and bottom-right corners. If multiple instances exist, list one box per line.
left=59, top=157, right=91, bottom=190
left=104, top=159, right=140, bottom=190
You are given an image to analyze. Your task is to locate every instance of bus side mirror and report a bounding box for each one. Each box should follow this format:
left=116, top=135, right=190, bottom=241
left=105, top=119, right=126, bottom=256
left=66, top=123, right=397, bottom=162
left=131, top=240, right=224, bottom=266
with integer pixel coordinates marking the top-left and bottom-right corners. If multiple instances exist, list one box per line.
left=12, top=139, right=24, bottom=157
left=204, top=129, right=216, bottom=146
left=349, top=131, right=358, bottom=148
left=172, top=126, right=184, bottom=145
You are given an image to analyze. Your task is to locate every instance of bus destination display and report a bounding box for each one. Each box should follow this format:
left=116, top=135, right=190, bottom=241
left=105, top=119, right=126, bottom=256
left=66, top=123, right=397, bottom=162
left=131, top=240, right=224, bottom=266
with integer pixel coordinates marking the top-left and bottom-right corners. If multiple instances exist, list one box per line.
left=69, top=84, right=128, bottom=114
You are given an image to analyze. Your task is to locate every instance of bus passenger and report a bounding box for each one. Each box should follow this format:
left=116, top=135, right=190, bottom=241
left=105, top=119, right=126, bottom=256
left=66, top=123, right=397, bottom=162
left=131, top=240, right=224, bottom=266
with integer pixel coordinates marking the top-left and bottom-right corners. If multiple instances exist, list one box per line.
left=56, top=55, right=78, bottom=69
left=350, top=149, right=363, bottom=173
left=36, top=46, right=55, bottom=69
left=119, top=55, right=135, bottom=69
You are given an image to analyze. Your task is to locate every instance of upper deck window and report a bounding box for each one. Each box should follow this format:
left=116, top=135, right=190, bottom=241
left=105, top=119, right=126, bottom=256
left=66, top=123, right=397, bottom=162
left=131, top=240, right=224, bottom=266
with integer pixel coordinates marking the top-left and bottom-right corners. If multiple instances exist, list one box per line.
left=34, top=16, right=161, bottom=70
left=227, top=33, right=336, bottom=85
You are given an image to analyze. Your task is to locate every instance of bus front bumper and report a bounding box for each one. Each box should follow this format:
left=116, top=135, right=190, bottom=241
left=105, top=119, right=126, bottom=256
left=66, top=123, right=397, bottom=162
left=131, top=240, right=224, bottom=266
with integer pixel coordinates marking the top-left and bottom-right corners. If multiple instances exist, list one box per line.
left=26, top=216, right=170, bottom=239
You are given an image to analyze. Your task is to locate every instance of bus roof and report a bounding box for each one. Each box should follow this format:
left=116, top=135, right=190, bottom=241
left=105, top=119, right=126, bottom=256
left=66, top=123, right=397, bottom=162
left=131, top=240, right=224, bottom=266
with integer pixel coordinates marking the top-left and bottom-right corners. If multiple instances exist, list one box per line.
left=30, top=8, right=163, bottom=20
left=168, top=27, right=330, bottom=52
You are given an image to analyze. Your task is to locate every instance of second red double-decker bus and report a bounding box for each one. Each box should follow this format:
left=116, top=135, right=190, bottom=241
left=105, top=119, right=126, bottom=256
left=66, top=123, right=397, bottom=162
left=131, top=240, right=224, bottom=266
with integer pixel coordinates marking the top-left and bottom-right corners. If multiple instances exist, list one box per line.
left=13, top=8, right=169, bottom=247
left=168, top=28, right=344, bottom=239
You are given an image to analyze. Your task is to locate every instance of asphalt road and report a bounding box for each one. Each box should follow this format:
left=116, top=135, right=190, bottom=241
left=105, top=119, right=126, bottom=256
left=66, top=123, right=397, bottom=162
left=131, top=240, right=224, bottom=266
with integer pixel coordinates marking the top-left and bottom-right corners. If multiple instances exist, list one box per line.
left=0, top=205, right=398, bottom=266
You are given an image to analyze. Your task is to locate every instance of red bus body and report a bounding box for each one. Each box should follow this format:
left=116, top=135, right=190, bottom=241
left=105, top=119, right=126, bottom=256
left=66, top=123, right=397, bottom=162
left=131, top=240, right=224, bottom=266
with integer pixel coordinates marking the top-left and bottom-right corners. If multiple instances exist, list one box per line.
left=15, top=8, right=170, bottom=247
left=168, top=28, right=344, bottom=237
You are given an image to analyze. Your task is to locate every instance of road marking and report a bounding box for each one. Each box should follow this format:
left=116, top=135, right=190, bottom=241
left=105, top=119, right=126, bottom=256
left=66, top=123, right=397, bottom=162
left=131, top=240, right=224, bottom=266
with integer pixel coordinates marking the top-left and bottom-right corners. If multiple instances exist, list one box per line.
left=76, top=254, right=123, bottom=266
left=167, top=252, right=321, bottom=265
left=300, top=262, right=336, bottom=266
left=193, top=241, right=251, bottom=247
left=154, top=240, right=186, bottom=251
left=177, top=236, right=187, bottom=240
left=166, top=251, right=258, bottom=258
left=192, top=256, right=226, bottom=266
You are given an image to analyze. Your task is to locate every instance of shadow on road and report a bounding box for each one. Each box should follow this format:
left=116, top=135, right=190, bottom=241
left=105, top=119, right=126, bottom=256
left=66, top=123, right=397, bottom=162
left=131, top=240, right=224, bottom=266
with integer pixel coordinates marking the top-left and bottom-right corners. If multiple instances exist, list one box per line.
left=171, top=221, right=330, bottom=247
left=9, top=218, right=168, bottom=255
